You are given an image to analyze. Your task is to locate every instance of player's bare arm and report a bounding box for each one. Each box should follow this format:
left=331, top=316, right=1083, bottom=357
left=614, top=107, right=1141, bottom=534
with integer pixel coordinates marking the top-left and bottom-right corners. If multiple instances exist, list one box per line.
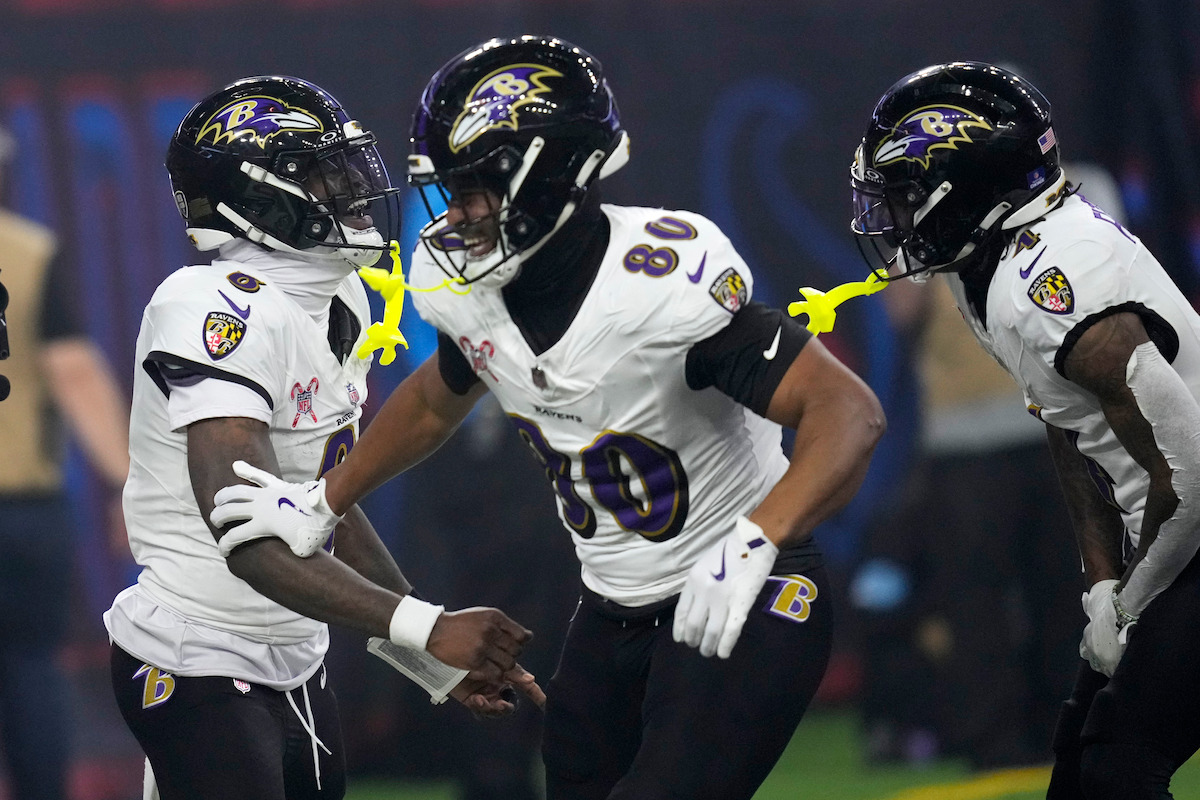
left=1044, top=423, right=1124, bottom=586
left=1062, top=312, right=1179, bottom=585
left=188, top=414, right=529, bottom=683
left=323, top=355, right=487, bottom=515
left=753, top=337, right=886, bottom=547
left=675, top=335, right=884, bottom=659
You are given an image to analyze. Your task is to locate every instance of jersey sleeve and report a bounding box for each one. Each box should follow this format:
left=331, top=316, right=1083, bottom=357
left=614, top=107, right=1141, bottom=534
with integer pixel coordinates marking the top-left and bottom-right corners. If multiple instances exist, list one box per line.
left=166, top=376, right=273, bottom=432
left=1013, top=234, right=1137, bottom=376
left=685, top=301, right=811, bottom=416
left=139, top=270, right=283, bottom=410
left=663, top=211, right=757, bottom=345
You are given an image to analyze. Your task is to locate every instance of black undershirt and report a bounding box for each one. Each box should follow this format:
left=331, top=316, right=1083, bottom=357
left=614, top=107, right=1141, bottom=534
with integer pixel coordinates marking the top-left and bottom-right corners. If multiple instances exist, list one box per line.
left=501, top=193, right=611, bottom=357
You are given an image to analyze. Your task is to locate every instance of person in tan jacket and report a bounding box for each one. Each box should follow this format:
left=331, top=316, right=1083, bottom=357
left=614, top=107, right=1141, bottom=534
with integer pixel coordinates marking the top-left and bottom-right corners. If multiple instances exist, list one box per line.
left=0, top=122, right=130, bottom=800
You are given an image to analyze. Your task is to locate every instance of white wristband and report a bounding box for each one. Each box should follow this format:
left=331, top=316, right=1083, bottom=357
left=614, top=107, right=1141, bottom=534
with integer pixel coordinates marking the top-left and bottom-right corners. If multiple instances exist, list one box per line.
left=389, top=595, right=444, bottom=651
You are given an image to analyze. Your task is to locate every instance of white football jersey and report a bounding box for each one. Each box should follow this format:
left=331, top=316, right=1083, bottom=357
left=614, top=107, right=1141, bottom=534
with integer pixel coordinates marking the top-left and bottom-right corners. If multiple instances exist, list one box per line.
left=104, top=256, right=372, bottom=688
left=945, top=193, right=1200, bottom=544
left=412, top=204, right=789, bottom=606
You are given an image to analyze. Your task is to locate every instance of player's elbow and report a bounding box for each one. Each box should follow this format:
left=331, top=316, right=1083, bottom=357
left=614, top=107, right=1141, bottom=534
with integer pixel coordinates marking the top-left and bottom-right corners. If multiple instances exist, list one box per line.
left=846, top=383, right=887, bottom=455
left=862, top=392, right=887, bottom=449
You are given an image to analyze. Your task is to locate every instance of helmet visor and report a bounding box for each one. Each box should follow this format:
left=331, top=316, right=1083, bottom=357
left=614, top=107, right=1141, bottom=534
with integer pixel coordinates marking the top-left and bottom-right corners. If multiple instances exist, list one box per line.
left=850, top=175, right=895, bottom=239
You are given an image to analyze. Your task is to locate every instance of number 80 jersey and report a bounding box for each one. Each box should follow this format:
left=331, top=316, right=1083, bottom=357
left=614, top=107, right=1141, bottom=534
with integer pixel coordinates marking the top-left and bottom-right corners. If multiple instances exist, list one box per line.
left=411, top=205, right=790, bottom=607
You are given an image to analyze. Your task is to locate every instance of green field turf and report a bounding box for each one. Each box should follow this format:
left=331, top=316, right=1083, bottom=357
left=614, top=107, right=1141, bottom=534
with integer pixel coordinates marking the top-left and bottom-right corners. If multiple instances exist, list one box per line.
left=344, top=709, right=1200, bottom=800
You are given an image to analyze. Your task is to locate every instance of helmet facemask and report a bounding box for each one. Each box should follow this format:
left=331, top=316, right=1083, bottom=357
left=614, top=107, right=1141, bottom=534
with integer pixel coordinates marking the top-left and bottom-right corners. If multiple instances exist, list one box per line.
left=217, top=135, right=399, bottom=269
left=411, top=134, right=614, bottom=288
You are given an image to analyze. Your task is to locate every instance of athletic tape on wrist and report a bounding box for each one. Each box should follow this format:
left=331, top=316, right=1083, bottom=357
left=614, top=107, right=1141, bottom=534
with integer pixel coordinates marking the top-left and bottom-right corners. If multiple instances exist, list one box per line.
left=367, top=638, right=468, bottom=705
left=389, top=594, right=444, bottom=651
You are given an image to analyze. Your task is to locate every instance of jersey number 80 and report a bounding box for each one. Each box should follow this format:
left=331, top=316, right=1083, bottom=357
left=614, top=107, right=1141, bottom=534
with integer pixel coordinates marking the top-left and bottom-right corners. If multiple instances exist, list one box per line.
left=511, top=415, right=690, bottom=542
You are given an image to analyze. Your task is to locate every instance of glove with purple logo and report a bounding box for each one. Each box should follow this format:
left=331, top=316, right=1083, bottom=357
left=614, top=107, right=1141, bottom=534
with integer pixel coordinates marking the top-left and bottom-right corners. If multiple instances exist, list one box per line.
left=672, top=516, right=778, bottom=659
left=210, top=460, right=343, bottom=558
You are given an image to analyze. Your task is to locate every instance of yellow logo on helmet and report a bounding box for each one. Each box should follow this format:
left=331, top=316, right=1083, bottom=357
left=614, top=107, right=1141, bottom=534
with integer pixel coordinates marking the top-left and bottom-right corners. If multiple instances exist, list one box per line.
left=449, top=64, right=563, bottom=153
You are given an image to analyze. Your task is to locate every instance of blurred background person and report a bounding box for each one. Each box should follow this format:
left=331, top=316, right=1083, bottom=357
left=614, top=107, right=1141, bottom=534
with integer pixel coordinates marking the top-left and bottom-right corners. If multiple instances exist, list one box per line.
left=0, top=122, right=130, bottom=800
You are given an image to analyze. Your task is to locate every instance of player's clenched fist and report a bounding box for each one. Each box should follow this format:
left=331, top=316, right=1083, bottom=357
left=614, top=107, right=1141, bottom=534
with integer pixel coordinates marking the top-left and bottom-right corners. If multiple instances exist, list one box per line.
left=428, top=607, right=533, bottom=683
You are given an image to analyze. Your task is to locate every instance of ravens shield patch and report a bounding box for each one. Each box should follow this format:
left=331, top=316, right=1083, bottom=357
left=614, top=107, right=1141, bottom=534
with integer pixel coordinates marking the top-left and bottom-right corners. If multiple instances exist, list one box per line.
left=709, top=267, right=748, bottom=313
left=1027, top=266, right=1074, bottom=315
left=204, top=311, right=246, bottom=360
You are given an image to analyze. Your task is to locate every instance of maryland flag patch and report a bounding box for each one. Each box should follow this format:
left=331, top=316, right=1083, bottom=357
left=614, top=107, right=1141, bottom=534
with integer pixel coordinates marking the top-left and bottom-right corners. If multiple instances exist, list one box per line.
left=1027, top=266, right=1074, bottom=315
left=709, top=267, right=748, bottom=313
left=204, top=311, right=246, bottom=360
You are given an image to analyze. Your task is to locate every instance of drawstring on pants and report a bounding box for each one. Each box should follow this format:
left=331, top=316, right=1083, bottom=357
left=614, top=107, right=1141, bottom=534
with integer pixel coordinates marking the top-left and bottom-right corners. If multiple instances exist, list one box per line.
left=285, top=670, right=332, bottom=791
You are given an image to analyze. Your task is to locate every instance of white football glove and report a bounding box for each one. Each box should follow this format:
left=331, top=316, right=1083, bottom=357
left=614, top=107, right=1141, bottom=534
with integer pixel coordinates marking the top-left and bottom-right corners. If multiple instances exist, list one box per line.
left=1080, top=579, right=1126, bottom=677
left=210, top=460, right=343, bottom=558
left=672, top=516, right=778, bottom=659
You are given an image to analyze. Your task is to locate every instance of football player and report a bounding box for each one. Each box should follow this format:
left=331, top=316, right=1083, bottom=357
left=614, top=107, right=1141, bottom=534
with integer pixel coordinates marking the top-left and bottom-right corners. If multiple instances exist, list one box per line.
left=212, top=38, right=885, bottom=799
left=851, top=61, right=1200, bottom=799
left=103, top=76, right=535, bottom=800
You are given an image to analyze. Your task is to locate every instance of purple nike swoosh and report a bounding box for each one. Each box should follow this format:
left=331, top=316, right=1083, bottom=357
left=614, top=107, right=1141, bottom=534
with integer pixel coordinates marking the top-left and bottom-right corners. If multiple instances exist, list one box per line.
left=278, top=497, right=309, bottom=516
left=711, top=545, right=727, bottom=581
left=688, top=252, right=707, bottom=284
left=1019, top=247, right=1047, bottom=279
left=219, top=290, right=251, bottom=320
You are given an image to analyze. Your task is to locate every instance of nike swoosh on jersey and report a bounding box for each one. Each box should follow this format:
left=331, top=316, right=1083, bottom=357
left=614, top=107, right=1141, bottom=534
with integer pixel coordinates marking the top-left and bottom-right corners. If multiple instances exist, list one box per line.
left=219, top=290, right=251, bottom=320
left=687, top=252, right=707, bottom=284
left=1020, top=247, right=1047, bottom=279
left=763, top=326, right=782, bottom=360
left=711, top=545, right=727, bottom=581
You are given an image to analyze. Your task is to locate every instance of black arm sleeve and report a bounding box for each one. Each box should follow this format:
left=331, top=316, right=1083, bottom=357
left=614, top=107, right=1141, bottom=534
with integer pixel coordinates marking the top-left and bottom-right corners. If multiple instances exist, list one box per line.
left=437, top=330, right=481, bottom=396
left=684, top=301, right=811, bottom=417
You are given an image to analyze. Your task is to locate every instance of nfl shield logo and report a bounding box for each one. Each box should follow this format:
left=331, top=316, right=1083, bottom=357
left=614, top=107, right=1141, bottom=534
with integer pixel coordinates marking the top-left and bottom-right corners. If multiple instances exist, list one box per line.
left=291, top=378, right=320, bottom=428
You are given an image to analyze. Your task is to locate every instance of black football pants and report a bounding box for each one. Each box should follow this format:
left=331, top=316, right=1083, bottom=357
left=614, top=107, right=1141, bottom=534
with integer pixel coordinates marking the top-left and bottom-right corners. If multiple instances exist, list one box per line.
left=542, top=565, right=833, bottom=800
left=111, top=644, right=346, bottom=800
left=1049, top=545, right=1200, bottom=799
